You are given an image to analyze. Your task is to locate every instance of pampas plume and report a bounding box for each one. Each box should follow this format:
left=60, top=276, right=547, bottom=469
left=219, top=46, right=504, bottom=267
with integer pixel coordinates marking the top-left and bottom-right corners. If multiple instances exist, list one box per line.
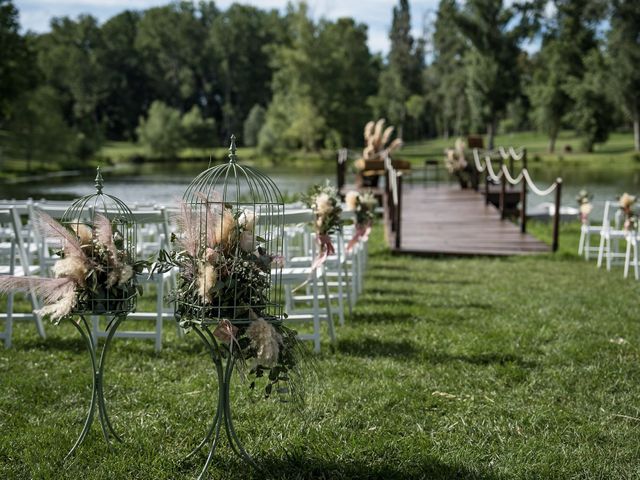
left=0, top=276, right=77, bottom=323
left=94, top=214, right=120, bottom=265
left=197, top=263, right=217, bottom=303
left=372, top=118, right=385, bottom=149
left=174, top=201, right=199, bottom=256
left=381, top=125, right=394, bottom=146
left=196, top=192, right=221, bottom=247
left=34, top=211, right=87, bottom=262
left=363, top=121, right=375, bottom=141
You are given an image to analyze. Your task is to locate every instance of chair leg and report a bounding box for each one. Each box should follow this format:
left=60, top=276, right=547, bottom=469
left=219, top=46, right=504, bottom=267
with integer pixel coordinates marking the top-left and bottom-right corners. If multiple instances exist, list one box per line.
left=28, top=290, right=46, bottom=339
left=624, top=240, right=631, bottom=278
left=597, top=235, right=605, bottom=268
left=5, top=292, right=14, bottom=348
left=155, top=278, right=164, bottom=352
left=311, top=275, right=321, bottom=353
left=578, top=229, right=585, bottom=256
left=322, top=271, right=336, bottom=344
left=336, top=262, right=345, bottom=326
left=606, top=237, right=612, bottom=271
left=634, top=241, right=639, bottom=280
left=585, top=231, right=591, bottom=260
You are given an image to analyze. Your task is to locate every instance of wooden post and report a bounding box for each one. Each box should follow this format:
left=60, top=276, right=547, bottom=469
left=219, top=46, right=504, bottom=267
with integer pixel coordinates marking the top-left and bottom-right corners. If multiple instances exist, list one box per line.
left=336, top=148, right=346, bottom=194
left=395, top=173, right=402, bottom=249
left=521, top=149, right=528, bottom=233
left=520, top=173, right=527, bottom=233
left=552, top=178, right=563, bottom=252
left=485, top=170, right=490, bottom=205
left=499, top=159, right=506, bottom=219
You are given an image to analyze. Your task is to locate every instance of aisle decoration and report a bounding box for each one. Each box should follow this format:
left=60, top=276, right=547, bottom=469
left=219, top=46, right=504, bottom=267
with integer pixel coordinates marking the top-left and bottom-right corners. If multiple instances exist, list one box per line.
left=576, top=189, right=594, bottom=224
left=0, top=168, right=143, bottom=459
left=152, top=136, right=301, bottom=477
left=619, top=193, right=637, bottom=231
left=300, top=181, right=343, bottom=271
left=344, top=190, right=376, bottom=252
left=444, top=138, right=477, bottom=189
left=354, top=118, right=407, bottom=187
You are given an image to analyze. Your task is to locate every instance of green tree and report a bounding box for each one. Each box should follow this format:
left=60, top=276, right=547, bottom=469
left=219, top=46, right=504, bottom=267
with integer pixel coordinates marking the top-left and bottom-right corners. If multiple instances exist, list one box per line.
left=181, top=105, right=215, bottom=148
left=0, top=0, right=37, bottom=124
left=36, top=15, right=107, bottom=157
left=372, top=0, right=425, bottom=137
left=209, top=4, right=285, bottom=138
left=528, top=0, right=606, bottom=152
left=6, top=86, right=75, bottom=171
left=430, top=0, right=469, bottom=138
left=136, top=101, right=185, bottom=157
left=608, top=0, right=640, bottom=151
left=565, top=50, right=614, bottom=152
left=455, top=0, right=542, bottom=148
left=135, top=3, right=212, bottom=111
left=243, top=104, right=266, bottom=147
left=99, top=11, right=150, bottom=140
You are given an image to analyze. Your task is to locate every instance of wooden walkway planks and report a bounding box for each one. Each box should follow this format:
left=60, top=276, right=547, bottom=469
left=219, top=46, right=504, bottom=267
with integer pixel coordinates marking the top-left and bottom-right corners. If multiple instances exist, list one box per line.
left=394, top=186, right=550, bottom=256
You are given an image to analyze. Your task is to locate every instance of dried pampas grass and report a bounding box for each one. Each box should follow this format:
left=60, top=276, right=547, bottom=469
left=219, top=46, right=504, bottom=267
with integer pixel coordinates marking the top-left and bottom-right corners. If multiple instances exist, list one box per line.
left=52, top=256, right=88, bottom=287
left=197, top=263, right=217, bottom=303
left=246, top=317, right=282, bottom=368
left=34, top=211, right=88, bottom=262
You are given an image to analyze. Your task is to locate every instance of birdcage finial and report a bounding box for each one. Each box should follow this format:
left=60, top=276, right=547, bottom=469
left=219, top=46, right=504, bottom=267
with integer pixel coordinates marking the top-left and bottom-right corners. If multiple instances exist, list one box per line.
left=228, top=135, right=237, bottom=163
left=95, top=167, right=104, bottom=194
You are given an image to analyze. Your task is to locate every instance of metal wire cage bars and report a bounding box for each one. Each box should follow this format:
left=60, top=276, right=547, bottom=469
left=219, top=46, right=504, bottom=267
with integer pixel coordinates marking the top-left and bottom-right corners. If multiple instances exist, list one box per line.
left=60, top=167, right=137, bottom=315
left=177, top=135, right=285, bottom=326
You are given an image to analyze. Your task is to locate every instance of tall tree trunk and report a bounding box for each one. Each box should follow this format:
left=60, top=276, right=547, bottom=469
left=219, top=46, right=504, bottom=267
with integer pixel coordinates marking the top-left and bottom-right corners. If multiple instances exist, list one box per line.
left=634, top=112, right=640, bottom=152
left=486, top=120, right=496, bottom=150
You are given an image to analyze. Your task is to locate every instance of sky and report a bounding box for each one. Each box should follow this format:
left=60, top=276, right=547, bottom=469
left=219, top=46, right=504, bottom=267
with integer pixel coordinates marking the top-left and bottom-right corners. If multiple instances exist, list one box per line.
left=14, top=0, right=441, bottom=55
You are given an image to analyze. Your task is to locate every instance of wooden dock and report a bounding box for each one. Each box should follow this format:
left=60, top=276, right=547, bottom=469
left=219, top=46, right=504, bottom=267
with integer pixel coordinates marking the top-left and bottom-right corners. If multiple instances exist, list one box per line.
left=392, top=186, right=550, bottom=256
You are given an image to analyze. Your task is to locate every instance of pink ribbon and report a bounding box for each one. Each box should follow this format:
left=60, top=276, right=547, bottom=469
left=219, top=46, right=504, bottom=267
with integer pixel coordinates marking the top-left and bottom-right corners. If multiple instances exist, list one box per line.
left=310, top=234, right=335, bottom=271
left=346, top=224, right=371, bottom=253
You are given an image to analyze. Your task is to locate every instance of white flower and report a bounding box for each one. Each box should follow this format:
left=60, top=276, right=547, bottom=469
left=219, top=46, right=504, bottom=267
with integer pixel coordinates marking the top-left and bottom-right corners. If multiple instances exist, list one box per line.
left=345, top=191, right=359, bottom=211
left=315, top=193, right=333, bottom=216
left=70, top=221, right=93, bottom=245
left=246, top=317, right=282, bottom=368
left=239, top=209, right=257, bottom=231
left=620, top=193, right=636, bottom=210
left=579, top=202, right=593, bottom=216
left=239, top=231, right=255, bottom=253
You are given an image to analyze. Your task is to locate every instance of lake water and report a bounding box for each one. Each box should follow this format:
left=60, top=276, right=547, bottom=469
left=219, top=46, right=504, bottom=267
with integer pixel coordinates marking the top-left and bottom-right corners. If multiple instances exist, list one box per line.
left=2, top=159, right=640, bottom=221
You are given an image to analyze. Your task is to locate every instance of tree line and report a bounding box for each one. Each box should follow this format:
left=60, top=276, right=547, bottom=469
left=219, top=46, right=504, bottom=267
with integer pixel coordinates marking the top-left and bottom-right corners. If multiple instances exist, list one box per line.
left=0, top=0, right=639, bottom=169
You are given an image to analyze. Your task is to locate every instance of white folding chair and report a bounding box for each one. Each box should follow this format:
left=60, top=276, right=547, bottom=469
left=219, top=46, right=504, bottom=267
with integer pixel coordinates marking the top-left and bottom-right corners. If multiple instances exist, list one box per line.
left=578, top=208, right=603, bottom=261
left=91, top=207, right=176, bottom=352
left=269, top=209, right=335, bottom=352
left=0, top=207, right=46, bottom=347
left=597, top=201, right=627, bottom=270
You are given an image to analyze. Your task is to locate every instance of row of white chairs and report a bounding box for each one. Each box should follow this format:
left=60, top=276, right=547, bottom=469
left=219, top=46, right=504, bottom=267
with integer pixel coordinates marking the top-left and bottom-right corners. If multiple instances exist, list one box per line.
left=0, top=201, right=370, bottom=352
left=578, top=200, right=640, bottom=279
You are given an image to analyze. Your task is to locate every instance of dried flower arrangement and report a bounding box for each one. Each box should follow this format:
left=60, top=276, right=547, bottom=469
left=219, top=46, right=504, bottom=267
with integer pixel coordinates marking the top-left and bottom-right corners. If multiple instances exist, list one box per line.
left=619, top=193, right=637, bottom=231
left=344, top=190, right=376, bottom=252
left=444, top=138, right=477, bottom=189
left=576, top=189, right=594, bottom=223
left=361, top=118, right=403, bottom=162
left=152, top=196, right=301, bottom=398
left=300, top=181, right=343, bottom=267
left=0, top=212, right=142, bottom=323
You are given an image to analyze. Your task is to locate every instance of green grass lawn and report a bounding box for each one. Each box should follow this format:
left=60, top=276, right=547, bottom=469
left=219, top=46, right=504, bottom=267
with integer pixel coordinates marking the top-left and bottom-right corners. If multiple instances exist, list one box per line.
left=2, top=224, right=640, bottom=479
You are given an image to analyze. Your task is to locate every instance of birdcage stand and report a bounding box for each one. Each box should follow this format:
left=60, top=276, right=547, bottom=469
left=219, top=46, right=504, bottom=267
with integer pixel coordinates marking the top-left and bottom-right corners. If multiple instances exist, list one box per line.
left=183, top=323, right=258, bottom=478
left=64, top=313, right=126, bottom=461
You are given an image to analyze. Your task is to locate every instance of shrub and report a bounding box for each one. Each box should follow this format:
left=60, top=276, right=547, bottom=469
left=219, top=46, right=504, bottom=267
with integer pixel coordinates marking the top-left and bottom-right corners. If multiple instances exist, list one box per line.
left=136, top=101, right=185, bottom=158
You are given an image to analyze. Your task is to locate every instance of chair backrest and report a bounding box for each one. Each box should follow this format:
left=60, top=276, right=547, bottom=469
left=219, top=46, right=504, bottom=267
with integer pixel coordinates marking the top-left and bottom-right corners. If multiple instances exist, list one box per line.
left=0, top=207, right=30, bottom=272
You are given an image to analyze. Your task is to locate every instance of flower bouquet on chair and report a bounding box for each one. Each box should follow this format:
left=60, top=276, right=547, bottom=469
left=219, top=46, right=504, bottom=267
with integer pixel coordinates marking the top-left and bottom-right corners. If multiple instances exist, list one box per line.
left=300, top=181, right=343, bottom=272
left=344, top=190, right=376, bottom=253
left=619, top=193, right=637, bottom=232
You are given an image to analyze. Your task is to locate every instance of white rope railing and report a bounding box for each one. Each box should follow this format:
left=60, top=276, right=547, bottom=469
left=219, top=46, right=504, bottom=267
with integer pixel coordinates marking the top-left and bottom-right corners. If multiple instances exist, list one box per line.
left=522, top=169, right=558, bottom=196
left=509, top=147, right=524, bottom=161
left=485, top=156, right=503, bottom=182
left=500, top=164, right=524, bottom=185
left=473, top=149, right=486, bottom=173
